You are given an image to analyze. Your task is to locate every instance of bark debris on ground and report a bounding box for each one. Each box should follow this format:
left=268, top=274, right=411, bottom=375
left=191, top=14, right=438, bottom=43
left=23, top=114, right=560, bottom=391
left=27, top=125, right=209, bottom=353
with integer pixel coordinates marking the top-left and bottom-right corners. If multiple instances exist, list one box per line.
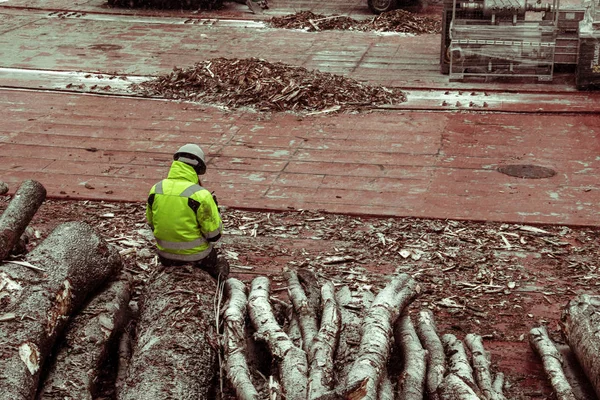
left=131, top=58, right=406, bottom=113
left=269, top=10, right=441, bottom=34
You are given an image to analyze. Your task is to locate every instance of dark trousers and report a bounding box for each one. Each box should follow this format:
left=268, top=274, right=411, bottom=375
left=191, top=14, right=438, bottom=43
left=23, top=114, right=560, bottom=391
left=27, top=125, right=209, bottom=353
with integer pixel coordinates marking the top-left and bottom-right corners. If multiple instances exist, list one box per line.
left=158, top=248, right=218, bottom=270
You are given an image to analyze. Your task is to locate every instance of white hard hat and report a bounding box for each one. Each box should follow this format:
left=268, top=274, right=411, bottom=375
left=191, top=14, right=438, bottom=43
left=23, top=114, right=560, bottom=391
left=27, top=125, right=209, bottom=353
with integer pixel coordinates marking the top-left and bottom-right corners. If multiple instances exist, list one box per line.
left=174, top=144, right=207, bottom=175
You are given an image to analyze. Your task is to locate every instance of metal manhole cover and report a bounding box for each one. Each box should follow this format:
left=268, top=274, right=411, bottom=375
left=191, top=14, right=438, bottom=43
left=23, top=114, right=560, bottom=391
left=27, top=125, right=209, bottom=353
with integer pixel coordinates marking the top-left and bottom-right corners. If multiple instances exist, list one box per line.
left=497, top=164, right=556, bottom=179
left=88, top=44, right=123, bottom=51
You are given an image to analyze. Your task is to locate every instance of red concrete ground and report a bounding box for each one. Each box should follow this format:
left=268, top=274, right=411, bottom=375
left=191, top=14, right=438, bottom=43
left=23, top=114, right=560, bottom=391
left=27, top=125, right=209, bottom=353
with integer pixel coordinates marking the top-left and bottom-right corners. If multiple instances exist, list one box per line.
left=2, top=88, right=599, bottom=226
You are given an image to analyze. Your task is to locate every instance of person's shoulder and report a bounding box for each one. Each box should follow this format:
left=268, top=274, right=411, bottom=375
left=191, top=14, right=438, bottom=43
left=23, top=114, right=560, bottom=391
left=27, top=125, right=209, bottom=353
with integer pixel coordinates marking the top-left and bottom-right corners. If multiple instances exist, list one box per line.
left=187, top=184, right=211, bottom=199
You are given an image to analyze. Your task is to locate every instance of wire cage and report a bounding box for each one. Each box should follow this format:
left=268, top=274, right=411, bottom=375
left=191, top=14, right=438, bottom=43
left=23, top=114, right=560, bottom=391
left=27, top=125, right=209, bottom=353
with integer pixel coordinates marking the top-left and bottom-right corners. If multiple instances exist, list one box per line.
left=447, top=0, right=560, bottom=81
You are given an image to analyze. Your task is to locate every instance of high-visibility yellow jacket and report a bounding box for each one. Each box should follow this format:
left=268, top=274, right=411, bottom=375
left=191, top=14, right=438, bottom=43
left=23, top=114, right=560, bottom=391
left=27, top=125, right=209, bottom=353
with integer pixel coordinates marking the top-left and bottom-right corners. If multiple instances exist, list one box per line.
left=146, top=161, right=222, bottom=262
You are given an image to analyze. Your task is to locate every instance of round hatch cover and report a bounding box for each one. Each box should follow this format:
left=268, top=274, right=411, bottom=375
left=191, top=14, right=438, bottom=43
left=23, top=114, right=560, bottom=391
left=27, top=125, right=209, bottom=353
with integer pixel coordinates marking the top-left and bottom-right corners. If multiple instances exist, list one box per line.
left=497, top=164, right=556, bottom=179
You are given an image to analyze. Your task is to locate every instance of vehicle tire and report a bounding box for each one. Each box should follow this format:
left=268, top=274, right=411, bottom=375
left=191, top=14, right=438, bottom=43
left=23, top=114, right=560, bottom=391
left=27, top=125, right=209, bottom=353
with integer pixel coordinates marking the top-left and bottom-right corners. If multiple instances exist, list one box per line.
left=368, top=0, right=397, bottom=13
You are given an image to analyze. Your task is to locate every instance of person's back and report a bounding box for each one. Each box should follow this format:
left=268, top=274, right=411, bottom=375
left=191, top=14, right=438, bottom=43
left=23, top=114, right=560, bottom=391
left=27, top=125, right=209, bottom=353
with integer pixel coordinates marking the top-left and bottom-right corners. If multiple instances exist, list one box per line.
left=146, top=144, right=229, bottom=280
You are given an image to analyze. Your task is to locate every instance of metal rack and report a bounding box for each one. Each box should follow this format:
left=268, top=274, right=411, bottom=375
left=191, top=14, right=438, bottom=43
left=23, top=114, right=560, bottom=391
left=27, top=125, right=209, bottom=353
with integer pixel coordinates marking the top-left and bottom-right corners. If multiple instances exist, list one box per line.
left=447, top=0, right=560, bottom=81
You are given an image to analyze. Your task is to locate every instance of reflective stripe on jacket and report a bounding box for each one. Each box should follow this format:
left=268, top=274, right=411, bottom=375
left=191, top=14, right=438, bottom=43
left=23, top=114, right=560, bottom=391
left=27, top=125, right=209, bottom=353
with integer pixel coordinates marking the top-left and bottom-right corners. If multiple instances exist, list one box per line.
left=145, top=160, right=222, bottom=262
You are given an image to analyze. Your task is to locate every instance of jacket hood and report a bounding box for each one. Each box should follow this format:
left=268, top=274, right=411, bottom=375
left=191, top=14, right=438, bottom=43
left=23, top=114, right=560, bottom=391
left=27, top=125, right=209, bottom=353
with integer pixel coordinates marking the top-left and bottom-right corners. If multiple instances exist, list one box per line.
left=167, top=161, right=200, bottom=184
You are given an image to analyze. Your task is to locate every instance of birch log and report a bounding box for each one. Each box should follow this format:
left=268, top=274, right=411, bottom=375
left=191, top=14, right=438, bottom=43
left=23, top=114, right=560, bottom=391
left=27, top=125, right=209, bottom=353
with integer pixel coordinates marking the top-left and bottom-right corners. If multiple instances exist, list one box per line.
left=0, top=180, right=46, bottom=261
left=561, top=294, right=600, bottom=399
left=442, top=334, right=477, bottom=391
left=416, top=308, right=446, bottom=400
left=38, top=278, right=132, bottom=400
left=465, top=334, right=505, bottom=400
left=334, top=286, right=375, bottom=385
left=223, top=278, right=259, bottom=400
left=529, top=326, right=576, bottom=400
left=308, top=281, right=341, bottom=400
left=345, top=273, right=420, bottom=400
left=248, top=276, right=308, bottom=400
left=285, top=268, right=319, bottom=353
left=439, top=374, right=482, bottom=400
left=378, top=370, right=394, bottom=400
left=297, top=268, right=322, bottom=323
left=0, top=222, right=122, bottom=400
left=492, top=373, right=505, bottom=399
left=395, top=314, right=426, bottom=400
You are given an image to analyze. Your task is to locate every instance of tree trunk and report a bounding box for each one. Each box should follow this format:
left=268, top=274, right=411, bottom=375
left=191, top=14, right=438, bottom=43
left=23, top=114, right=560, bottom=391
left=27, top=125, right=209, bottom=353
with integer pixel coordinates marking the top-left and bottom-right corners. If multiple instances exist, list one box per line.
left=297, top=268, right=322, bottom=323
left=378, top=370, right=394, bottom=400
left=439, top=374, right=482, bottom=400
left=442, top=334, right=477, bottom=391
left=285, top=268, right=319, bottom=353
left=0, top=180, right=46, bottom=261
left=117, top=267, right=218, bottom=400
left=345, top=273, right=421, bottom=400
left=415, top=308, right=446, bottom=400
left=465, top=334, right=505, bottom=400
left=248, top=276, right=308, bottom=400
left=561, top=294, right=600, bottom=399
left=334, top=285, right=374, bottom=386
left=308, top=281, right=341, bottom=400
left=37, top=277, right=132, bottom=400
left=529, top=326, right=576, bottom=400
left=0, top=221, right=122, bottom=400
left=395, top=314, right=426, bottom=400
left=222, top=278, right=260, bottom=400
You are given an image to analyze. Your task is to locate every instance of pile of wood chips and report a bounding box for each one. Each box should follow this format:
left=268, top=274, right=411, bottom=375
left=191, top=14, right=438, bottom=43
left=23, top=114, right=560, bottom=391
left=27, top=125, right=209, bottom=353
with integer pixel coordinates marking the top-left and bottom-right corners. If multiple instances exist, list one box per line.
left=269, top=10, right=442, bottom=34
left=107, top=0, right=222, bottom=10
left=132, top=57, right=407, bottom=112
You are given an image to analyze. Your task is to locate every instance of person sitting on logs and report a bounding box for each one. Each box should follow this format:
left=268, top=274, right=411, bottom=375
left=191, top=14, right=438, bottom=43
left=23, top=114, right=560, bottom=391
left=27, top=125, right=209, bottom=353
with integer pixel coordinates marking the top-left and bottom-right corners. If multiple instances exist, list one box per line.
left=146, top=143, right=229, bottom=280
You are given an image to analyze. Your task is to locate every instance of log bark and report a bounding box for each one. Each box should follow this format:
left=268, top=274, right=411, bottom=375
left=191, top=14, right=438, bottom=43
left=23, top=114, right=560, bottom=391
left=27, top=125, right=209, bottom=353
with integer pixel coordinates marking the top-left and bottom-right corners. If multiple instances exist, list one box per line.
left=492, top=373, right=505, bottom=399
left=286, top=303, right=304, bottom=348
left=442, top=334, right=477, bottom=391
left=0, top=180, right=46, bottom=261
left=37, top=277, right=132, bottom=400
left=464, top=334, right=505, bottom=400
left=334, top=285, right=374, bottom=385
left=529, top=326, right=576, bottom=400
left=297, top=267, right=322, bottom=323
left=395, top=314, right=426, bottom=400
left=415, top=308, right=446, bottom=400
left=345, top=273, right=420, bottom=400
left=117, top=267, right=217, bottom=400
left=308, top=281, right=341, bottom=400
left=248, top=276, right=308, bottom=400
left=0, top=221, right=122, bottom=400
left=561, top=294, right=600, bottom=399
left=222, top=278, right=260, bottom=400
left=285, top=268, right=319, bottom=353
left=439, top=374, right=482, bottom=400
left=0, top=181, right=8, bottom=195
left=115, top=321, right=133, bottom=394
left=378, top=370, right=394, bottom=400
left=557, top=345, right=598, bottom=400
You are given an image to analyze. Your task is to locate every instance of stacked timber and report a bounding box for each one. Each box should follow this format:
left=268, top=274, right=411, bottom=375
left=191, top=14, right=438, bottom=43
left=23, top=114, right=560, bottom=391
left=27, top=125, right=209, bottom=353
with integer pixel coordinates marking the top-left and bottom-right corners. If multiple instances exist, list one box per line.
left=2, top=180, right=600, bottom=400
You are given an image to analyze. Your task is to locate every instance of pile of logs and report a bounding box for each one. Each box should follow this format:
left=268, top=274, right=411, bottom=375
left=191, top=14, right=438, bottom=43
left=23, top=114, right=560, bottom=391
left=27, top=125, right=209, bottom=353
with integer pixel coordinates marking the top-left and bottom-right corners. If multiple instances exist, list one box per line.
left=1, top=179, right=599, bottom=400
left=222, top=274, right=600, bottom=400
left=221, top=269, right=517, bottom=400
left=0, top=180, right=219, bottom=399
left=0, top=181, right=124, bottom=399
